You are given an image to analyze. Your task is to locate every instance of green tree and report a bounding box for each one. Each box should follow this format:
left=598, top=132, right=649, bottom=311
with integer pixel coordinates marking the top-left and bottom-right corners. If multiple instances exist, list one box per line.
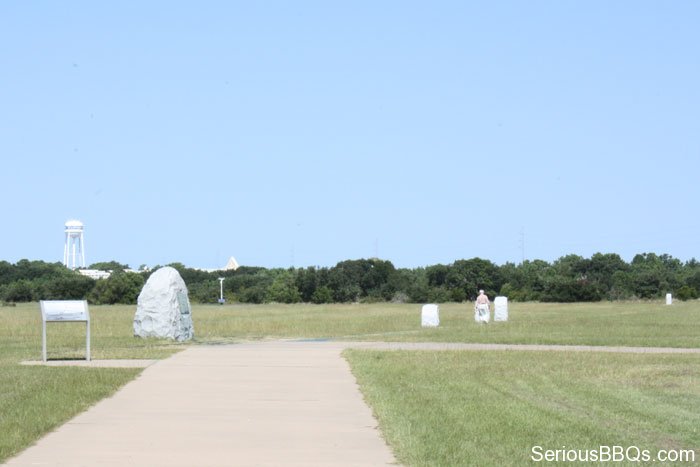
left=167, top=263, right=213, bottom=285
left=295, top=267, right=319, bottom=302
left=266, top=270, right=301, bottom=303
left=327, top=260, right=368, bottom=302
left=2, top=280, right=35, bottom=302
left=389, top=269, right=418, bottom=302
left=13, top=259, right=67, bottom=281
left=588, top=253, right=629, bottom=293
left=426, top=264, right=449, bottom=287
left=40, top=274, right=96, bottom=300
left=445, top=258, right=502, bottom=301
left=676, top=285, right=698, bottom=301
left=541, top=255, right=602, bottom=302
left=189, top=281, right=222, bottom=304
left=88, top=261, right=130, bottom=271
left=609, top=270, right=634, bottom=300
left=0, top=261, right=15, bottom=284
left=233, top=269, right=274, bottom=304
left=311, top=286, right=333, bottom=304
left=629, top=253, right=680, bottom=299
left=89, top=272, right=144, bottom=305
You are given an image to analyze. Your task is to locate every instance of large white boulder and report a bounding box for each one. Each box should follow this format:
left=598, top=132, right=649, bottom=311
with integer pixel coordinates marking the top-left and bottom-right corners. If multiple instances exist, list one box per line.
left=134, top=267, right=193, bottom=341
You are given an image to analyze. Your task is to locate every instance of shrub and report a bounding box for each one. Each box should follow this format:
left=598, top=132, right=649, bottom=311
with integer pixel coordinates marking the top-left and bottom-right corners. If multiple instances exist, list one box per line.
left=391, top=291, right=409, bottom=304
left=333, top=284, right=362, bottom=303
left=88, top=272, right=144, bottom=305
left=676, top=285, right=698, bottom=301
left=266, top=273, right=301, bottom=304
left=239, top=286, right=267, bottom=304
left=2, top=280, right=35, bottom=302
left=189, top=281, right=221, bottom=304
left=311, top=286, right=333, bottom=304
left=40, top=275, right=95, bottom=300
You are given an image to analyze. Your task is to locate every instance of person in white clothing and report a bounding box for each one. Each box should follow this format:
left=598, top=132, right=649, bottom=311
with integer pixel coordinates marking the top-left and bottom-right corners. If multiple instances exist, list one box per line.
left=474, top=289, right=490, bottom=323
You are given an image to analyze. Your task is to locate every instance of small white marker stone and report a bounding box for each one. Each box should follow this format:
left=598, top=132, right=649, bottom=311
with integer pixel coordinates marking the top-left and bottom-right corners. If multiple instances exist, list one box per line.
left=494, top=296, right=508, bottom=321
left=421, top=304, right=439, bottom=327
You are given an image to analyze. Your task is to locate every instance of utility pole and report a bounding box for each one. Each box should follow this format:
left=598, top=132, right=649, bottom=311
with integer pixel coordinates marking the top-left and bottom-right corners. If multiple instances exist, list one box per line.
left=218, top=277, right=225, bottom=304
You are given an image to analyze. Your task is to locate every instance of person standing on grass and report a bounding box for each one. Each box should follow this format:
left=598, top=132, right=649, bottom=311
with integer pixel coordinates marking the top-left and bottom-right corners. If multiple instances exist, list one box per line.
left=474, top=289, right=490, bottom=323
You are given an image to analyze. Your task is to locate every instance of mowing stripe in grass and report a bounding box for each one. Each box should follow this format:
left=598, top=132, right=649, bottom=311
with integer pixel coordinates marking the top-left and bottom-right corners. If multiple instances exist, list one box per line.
left=345, top=349, right=700, bottom=467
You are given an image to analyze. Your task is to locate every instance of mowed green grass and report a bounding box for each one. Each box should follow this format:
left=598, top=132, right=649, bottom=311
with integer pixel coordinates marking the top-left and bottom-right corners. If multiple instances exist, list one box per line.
left=1, top=300, right=698, bottom=463
left=192, top=300, right=700, bottom=348
left=0, top=304, right=182, bottom=463
left=5, top=300, right=699, bottom=351
left=346, top=349, right=700, bottom=466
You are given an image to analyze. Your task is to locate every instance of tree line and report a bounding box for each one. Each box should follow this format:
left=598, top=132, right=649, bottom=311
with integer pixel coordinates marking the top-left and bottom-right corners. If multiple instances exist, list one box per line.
left=1, top=253, right=699, bottom=306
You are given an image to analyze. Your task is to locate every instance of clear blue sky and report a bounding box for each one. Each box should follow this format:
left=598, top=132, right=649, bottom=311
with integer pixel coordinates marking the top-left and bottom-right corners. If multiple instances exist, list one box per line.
left=1, top=1, right=698, bottom=269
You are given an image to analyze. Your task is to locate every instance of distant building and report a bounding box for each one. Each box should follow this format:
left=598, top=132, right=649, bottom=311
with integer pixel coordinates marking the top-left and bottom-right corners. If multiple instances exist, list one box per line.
left=78, top=268, right=141, bottom=280
left=224, top=256, right=240, bottom=271
left=194, top=256, right=241, bottom=273
left=78, top=269, right=111, bottom=280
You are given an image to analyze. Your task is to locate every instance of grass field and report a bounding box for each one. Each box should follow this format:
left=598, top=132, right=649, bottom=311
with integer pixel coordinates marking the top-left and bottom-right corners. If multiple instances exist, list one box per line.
left=346, top=349, right=700, bottom=466
left=0, top=304, right=182, bottom=462
left=1, top=300, right=698, bottom=464
left=194, top=300, right=700, bottom=348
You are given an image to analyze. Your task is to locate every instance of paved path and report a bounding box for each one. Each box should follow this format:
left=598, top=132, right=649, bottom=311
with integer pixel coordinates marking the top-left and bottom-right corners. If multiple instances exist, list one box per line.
left=5, top=342, right=397, bottom=467
left=20, top=359, right=158, bottom=368
left=6, top=340, right=699, bottom=466
left=347, top=341, right=700, bottom=354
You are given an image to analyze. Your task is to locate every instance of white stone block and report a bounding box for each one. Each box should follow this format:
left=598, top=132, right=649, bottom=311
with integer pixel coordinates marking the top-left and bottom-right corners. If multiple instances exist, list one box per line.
left=494, top=296, right=508, bottom=321
left=474, top=304, right=490, bottom=323
left=666, top=293, right=673, bottom=305
left=421, top=304, right=439, bottom=327
left=134, top=267, right=194, bottom=341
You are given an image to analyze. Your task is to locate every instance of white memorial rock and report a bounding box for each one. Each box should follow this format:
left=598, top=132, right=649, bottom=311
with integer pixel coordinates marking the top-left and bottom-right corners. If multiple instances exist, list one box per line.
left=494, top=296, right=508, bottom=321
left=666, top=293, right=673, bottom=305
left=421, top=304, right=439, bottom=327
left=134, top=267, right=194, bottom=341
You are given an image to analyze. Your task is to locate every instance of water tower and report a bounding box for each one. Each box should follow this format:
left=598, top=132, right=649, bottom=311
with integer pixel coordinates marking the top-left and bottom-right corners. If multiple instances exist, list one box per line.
left=63, top=219, right=86, bottom=269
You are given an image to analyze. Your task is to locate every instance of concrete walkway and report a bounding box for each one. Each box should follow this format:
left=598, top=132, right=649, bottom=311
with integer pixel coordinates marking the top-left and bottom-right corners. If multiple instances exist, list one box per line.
left=5, top=342, right=397, bottom=467
left=7, top=340, right=698, bottom=466
left=20, top=359, right=158, bottom=368
left=348, top=341, right=700, bottom=354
